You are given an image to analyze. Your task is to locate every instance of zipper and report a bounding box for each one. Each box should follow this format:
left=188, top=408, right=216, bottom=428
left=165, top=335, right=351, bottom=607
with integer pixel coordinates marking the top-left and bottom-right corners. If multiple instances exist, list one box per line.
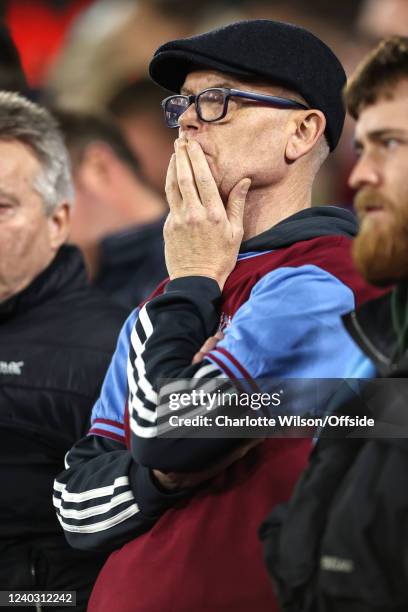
left=30, top=562, right=42, bottom=612
left=349, top=311, right=391, bottom=369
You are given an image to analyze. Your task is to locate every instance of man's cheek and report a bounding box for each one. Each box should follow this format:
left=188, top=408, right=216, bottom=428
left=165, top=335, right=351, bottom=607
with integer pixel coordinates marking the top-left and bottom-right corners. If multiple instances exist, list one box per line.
left=205, top=156, right=220, bottom=180
left=0, top=229, right=21, bottom=284
left=0, top=228, right=15, bottom=258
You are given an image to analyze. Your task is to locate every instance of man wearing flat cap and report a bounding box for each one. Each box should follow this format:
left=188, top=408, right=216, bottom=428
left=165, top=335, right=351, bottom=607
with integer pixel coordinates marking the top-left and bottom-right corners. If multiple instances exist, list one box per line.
left=55, top=20, right=383, bottom=612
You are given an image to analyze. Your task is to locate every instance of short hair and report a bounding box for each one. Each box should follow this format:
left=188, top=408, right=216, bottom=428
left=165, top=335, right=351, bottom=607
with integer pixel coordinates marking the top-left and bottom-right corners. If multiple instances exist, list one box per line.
left=345, top=36, right=408, bottom=119
left=0, top=91, right=73, bottom=213
left=54, top=110, right=140, bottom=178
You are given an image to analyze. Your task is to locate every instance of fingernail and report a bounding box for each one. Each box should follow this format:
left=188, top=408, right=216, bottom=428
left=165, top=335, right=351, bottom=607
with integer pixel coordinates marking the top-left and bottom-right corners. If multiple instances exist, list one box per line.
left=241, top=179, right=251, bottom=192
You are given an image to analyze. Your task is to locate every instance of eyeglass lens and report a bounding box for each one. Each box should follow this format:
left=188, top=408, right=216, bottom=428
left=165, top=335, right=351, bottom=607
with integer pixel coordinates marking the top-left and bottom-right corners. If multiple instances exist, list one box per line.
left=197, top=89, right=226, bottom=122
left=165, top=89, right=227, bottom=127
left=165, top=97, right=190, bottom=127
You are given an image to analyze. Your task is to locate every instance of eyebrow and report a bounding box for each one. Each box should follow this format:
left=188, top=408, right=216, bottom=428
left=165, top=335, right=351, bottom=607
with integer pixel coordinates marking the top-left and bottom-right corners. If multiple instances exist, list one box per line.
left=180, top=81, right=238, bottom=95
left=354, top=128, right=408, bottom=148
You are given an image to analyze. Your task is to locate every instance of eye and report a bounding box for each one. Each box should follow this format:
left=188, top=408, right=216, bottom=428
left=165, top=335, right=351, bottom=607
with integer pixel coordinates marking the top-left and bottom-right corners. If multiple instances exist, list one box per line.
left=0, top=202, right=14, bottom=215
left=381, top=137, right=400, bottom=150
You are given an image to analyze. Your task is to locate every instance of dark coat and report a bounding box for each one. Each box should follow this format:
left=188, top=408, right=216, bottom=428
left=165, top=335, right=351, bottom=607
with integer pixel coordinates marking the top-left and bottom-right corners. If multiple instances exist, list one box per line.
left=0, top=245, right=126, bottom=610
left=260, top=290, right=408, bottom=612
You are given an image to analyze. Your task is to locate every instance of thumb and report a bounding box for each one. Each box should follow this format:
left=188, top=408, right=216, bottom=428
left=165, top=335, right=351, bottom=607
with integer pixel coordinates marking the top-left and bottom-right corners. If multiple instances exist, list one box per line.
left=226, top=178, right=251, bottom=228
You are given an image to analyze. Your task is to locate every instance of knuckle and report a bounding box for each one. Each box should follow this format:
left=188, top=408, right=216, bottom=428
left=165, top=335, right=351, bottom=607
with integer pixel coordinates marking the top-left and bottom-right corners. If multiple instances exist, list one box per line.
left=207, top=210, right=222, bottom=224
left=185, top=212, right=201, bottom=226
left=171, top=216, right=183, bottom=230
left=212, top=217, right=223, bottom=227
left=165, top=215, right=183, bottom=233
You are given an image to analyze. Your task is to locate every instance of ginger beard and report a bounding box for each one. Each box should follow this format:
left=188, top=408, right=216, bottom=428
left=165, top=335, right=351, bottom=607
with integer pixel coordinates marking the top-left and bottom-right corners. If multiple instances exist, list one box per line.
left=352, top=189, right=408, bottom=286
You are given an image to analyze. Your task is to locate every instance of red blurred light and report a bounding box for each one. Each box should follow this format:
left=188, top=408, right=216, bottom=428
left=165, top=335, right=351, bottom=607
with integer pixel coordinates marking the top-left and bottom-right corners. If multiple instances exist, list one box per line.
left=6, top=0, right=94, bottom=87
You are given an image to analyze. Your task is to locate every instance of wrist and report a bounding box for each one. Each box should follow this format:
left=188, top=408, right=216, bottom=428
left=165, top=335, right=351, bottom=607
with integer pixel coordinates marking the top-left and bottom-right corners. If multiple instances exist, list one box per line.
left=169, top=271, right=226, bottom=290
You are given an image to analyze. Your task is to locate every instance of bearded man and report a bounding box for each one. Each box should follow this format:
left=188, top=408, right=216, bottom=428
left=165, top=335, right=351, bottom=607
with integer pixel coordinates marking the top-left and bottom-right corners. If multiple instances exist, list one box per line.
left=261, top=36, right=408, bottom=612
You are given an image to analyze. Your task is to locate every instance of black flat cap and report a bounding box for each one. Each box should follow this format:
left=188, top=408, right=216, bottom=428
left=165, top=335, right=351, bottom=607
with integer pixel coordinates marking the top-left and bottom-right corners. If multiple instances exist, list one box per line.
left=149, top=19, right=346, bottom=150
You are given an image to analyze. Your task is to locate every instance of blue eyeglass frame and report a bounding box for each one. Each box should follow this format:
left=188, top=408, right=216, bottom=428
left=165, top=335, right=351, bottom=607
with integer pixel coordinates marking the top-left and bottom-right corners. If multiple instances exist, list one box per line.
left=162, top=87, right=309, bottom=127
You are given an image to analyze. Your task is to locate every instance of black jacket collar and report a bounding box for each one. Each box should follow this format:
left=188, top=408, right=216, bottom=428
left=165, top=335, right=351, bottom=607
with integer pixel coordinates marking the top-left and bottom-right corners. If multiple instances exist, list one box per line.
left=240, top=206, right=357, bottom=253
left=0, top=245, right=88, bottom=321
left=343, top=291, right=401, bottom=376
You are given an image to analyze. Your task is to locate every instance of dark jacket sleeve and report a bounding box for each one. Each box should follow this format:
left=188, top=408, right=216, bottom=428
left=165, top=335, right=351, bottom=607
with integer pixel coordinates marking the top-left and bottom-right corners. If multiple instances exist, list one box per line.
left=53, top=435, right=187, bottom=552
left=128, top=276, right=244, bottom=472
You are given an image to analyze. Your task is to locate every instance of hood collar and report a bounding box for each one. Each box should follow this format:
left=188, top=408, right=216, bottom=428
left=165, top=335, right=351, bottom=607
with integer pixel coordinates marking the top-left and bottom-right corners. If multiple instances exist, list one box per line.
left=240, top=206, right=358, bottom=253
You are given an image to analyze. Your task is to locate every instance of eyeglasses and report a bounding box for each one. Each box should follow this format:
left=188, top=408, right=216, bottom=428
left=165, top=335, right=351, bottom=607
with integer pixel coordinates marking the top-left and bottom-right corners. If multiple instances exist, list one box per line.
left=161, top=87, right=308, bottom=128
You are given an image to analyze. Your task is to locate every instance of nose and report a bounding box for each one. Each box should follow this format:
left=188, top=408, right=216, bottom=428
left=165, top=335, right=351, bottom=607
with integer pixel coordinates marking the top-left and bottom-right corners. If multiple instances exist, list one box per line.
left=348, top=154, right=381, bottom=191
left=178, top=101, right=201, bottom=136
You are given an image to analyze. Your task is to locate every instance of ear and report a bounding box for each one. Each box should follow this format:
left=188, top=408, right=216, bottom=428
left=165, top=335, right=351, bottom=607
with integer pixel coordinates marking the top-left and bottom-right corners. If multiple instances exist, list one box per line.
left=47, top=202, right=71, bottom=251
left=285, top=109, right=326, bottom=162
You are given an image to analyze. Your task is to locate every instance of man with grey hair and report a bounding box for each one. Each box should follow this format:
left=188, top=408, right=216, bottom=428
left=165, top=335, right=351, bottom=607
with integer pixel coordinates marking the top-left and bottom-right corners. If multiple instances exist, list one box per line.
left=0, top=92, right=126, bottom=610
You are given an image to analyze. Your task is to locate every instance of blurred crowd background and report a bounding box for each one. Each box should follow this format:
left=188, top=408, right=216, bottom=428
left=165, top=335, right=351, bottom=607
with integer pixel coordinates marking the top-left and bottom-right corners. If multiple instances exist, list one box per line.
left=1, top=0, right=408, bottom=289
